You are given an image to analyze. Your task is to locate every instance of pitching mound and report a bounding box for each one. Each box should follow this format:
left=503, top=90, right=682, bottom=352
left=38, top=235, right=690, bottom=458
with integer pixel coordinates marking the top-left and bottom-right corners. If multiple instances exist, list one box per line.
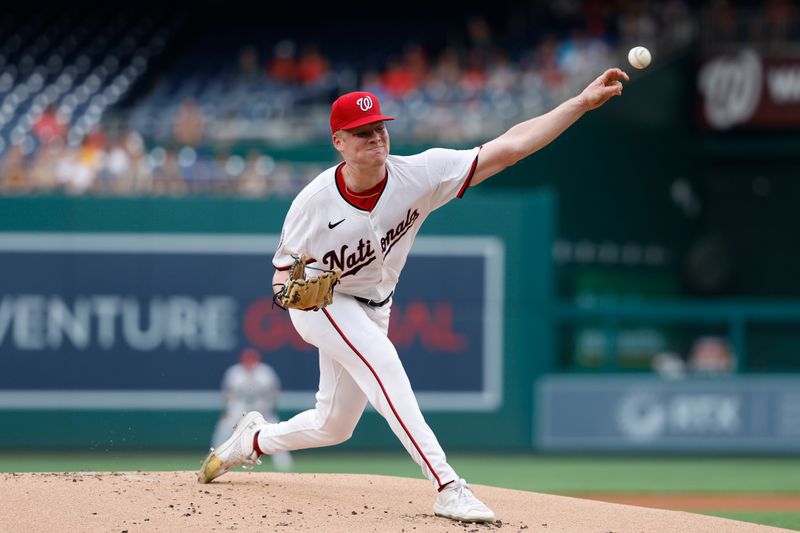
left=2, top=471, right=792, bottom=532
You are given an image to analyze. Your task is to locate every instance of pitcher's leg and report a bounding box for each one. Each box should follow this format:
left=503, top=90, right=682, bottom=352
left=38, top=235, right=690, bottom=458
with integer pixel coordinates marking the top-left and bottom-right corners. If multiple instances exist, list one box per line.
left=300, top=299, right=457, bottom=490
left=257, top=351, right=367, bottom=454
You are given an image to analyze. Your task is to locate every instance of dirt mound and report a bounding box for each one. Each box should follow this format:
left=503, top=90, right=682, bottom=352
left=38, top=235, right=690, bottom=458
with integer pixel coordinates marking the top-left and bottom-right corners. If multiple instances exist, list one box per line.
left=2, top=471, right=792, bottom=532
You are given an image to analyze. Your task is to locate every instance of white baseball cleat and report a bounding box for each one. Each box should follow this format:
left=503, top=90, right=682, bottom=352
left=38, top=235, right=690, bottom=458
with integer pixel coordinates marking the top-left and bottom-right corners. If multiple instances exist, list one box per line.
left=198, top=411, right=265, bottom=483
left=433, top=478, right=496, bottom=523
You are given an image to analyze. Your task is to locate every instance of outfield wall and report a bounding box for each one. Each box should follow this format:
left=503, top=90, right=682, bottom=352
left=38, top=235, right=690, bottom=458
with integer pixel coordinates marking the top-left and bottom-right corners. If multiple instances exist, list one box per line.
left=536, top=375, right=800, bottom=453
left=0, top=192, right=556, bottom=450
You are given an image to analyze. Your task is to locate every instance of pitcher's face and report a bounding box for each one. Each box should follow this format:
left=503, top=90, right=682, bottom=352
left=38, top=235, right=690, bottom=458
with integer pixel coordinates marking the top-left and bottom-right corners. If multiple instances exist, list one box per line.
left=333, top=121, right=389, bottom=167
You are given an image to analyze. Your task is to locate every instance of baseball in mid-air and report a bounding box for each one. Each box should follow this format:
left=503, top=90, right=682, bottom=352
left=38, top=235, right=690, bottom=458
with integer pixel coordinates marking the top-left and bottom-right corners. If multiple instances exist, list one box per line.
left=628, top=46, right=652, bottom=69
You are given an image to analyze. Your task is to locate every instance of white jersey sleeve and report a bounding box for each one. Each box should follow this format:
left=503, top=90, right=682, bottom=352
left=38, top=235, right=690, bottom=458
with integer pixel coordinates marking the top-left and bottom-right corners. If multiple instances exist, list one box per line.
left=273, top=202, right=311, bottom=270
left=424, top=146, right=481, bottom=211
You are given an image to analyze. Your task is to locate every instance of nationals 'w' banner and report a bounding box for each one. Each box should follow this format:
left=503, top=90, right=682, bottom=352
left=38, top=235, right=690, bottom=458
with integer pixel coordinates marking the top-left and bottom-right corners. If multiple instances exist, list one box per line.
left=698, top=48, right=800, bottom=130
left=0, top=233, right=503, bottom=412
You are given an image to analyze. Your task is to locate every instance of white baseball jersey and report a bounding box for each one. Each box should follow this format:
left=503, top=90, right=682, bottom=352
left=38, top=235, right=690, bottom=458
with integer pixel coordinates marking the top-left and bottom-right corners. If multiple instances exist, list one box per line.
left=220, top=362, right=280, bottom=417
left=273, top=147, right=480, bottom=302
left=262, top=146, right=480, bottom=491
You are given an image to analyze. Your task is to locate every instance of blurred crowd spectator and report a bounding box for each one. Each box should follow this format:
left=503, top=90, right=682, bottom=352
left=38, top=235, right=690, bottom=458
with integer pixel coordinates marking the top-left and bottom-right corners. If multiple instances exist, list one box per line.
left=0, top=0, right=710, bottom=197
left=0, top=125, right=324, bottom=197
left=652, top=336, right=736, bottom=379
left=703, top=0, right=800, bottom=48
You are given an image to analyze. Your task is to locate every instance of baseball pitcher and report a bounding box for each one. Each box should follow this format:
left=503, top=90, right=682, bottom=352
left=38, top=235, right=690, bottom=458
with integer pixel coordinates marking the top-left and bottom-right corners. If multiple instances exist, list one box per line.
left=200, top=67, right=629, bottom=523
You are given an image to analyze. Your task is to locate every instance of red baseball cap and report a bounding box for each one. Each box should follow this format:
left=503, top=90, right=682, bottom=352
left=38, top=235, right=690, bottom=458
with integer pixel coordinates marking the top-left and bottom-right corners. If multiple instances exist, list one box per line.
left=330, top=91, right=395, bottom=133
left=240, top=348, right=262, bottom=367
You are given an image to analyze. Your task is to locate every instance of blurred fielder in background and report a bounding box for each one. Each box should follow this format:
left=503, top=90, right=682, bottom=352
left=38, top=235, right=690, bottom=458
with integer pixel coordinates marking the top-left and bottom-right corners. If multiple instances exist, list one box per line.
left=211, top=348, right=292, bottom=472
left=200, top=66, right=629, bottom=523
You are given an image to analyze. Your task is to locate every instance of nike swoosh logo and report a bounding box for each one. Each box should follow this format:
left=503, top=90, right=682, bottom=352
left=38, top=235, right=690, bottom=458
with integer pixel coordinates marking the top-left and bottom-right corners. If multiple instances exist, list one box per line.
left=328, top=219, right=345, bottom=229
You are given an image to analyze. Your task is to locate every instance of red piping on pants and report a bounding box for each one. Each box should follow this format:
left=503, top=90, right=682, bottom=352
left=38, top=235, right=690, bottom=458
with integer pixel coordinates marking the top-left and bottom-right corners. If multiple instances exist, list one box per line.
left=322, top=308, right=445, bottom=489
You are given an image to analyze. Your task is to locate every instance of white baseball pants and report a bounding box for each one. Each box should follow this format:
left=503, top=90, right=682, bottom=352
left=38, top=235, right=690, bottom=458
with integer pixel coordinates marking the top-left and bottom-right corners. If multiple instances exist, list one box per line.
left=256, top=294, right=457, bottom=490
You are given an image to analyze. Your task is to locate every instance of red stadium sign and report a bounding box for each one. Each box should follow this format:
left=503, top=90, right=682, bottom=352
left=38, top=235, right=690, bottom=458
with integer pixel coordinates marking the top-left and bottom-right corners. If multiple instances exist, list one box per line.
left=697, top=48, right=800, bottom=130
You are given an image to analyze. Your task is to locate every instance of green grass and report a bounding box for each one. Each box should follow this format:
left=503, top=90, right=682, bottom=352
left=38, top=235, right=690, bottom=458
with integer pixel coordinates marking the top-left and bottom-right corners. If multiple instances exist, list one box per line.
left=703, top=512, right=800, bottom=531
left=2, top=452, right=800, bottom=493
left=296, top=454, right=800, bottom=493
left=2, top=452, right=798, bottom=530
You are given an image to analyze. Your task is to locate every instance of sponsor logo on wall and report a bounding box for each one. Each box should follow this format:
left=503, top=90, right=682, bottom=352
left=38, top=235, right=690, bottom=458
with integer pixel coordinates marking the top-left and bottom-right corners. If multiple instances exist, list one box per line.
left=615, top=393, right=742, bottom=442
left=698, top=48, right=800, bottom=129
left=0, top=234, right=503, bottom=411
left=537, top=376, right=800, bottom=452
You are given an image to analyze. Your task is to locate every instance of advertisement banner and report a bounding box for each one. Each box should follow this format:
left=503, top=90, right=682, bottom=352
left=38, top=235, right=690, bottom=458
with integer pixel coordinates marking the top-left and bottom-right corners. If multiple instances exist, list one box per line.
left=698, top=48, right=800, bottom=130
left=536, top=375, right=800, bottom=452
left=0, top=233, right=503, bottom=411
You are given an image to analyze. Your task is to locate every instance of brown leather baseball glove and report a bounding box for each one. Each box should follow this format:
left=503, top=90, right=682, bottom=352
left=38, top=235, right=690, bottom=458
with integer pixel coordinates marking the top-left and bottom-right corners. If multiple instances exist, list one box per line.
left=275, top=254, right=342, bottom=311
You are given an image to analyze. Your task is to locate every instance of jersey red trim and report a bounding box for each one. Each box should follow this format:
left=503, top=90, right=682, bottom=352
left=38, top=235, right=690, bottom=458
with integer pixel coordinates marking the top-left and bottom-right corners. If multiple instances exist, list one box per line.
left=321, top=308, right=447, bottom=490
left=455, top=148, right=481, bottom=199
left=335, top=162, right=388, bottom=212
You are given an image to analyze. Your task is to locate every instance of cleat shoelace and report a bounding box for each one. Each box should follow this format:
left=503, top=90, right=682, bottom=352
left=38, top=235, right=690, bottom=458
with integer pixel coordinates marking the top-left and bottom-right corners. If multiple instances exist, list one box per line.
left=451, top=480, right=484, bottom=510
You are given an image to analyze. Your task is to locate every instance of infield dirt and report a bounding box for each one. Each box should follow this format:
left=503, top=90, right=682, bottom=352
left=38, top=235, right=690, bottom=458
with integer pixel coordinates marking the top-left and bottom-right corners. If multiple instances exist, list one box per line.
left=2, top=471, right=794, bottom=532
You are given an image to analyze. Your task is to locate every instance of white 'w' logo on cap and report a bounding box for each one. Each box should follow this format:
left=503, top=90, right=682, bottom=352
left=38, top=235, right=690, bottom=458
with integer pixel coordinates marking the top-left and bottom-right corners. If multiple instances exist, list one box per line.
left=356, top=96, right=373, bottom=112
